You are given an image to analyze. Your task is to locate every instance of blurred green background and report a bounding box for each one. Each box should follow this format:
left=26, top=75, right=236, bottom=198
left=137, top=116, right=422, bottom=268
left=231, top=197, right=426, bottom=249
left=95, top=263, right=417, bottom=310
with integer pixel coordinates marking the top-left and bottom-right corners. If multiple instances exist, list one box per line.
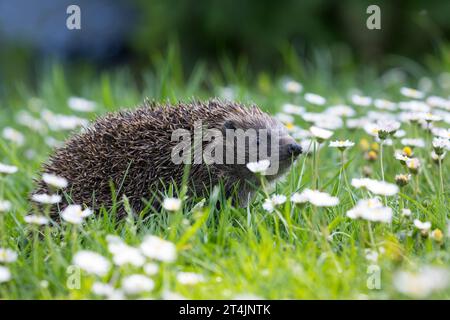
left=0, top=0, right=449, bottom=88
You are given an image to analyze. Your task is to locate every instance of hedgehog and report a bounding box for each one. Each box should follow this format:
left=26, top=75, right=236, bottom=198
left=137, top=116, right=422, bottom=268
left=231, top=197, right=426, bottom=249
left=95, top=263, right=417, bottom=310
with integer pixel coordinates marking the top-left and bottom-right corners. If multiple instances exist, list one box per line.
left=32, top=99, right=302, bottom=219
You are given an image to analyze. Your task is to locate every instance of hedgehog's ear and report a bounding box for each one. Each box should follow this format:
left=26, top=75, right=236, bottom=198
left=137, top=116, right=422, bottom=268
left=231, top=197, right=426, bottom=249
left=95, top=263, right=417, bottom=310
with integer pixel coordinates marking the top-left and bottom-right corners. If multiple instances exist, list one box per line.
left=223, top=120, right=237, bottom=130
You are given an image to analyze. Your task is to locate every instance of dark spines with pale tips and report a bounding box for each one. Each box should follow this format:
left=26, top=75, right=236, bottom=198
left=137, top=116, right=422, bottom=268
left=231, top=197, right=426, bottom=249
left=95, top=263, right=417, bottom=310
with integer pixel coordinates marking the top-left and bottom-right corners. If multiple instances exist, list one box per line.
left=32, top=99, right=300, bottom=219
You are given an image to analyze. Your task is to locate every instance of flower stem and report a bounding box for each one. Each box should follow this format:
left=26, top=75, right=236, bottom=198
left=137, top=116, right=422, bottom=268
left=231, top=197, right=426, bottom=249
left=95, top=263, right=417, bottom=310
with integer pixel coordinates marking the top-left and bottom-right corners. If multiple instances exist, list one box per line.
left=379, top=141, right=385, bottom=182
left=338, top=151, right=344, bottom=193
left=438, top=157, right=444, bottom=196
left=379, top=141, right=388, bottom=205
left=314, top=141, right=321, bottom=189
left=414, top=174, right=419, bottom=196
left=367, top=221, right=377, bottom=250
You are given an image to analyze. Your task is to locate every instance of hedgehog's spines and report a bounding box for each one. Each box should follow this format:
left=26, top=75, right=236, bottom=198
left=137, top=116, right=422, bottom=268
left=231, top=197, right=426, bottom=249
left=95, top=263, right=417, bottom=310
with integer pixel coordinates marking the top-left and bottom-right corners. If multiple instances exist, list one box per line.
left=32, top=99, right=289, bottom=219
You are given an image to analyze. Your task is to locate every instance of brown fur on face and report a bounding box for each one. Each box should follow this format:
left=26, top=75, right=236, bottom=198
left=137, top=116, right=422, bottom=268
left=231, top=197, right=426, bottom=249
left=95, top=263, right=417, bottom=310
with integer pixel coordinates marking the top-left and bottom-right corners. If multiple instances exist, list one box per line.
left=32, top=99, right=301, bottom=219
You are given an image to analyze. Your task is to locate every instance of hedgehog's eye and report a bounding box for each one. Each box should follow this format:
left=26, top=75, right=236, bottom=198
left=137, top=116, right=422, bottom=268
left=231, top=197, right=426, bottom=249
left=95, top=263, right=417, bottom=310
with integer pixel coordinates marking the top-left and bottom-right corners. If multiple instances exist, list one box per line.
left=223, top=120, right=236, bottom=131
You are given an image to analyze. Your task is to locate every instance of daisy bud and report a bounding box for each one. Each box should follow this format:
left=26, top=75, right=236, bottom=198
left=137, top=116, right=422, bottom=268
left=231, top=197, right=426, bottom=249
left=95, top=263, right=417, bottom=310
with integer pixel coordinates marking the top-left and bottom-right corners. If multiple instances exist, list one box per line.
left=371, top=142, right=379, bottom=152
left=376, top=120, right=401, bottom=140
left=431, top=151, right=446, bottom=164
left=377, top=130, right=389, bottom=140
left=430, top=229, right=443, bottom=243
left=395, top=174, right=411, bottom=187
left=359, top=139, right=370, bottom=151
left=401, top=208, right=411, bottom=217
left=432, top=137, right=449, bottom=156
left=365, top=150, right=378, bottom=161
left=362, top=166, right=373, bottom=177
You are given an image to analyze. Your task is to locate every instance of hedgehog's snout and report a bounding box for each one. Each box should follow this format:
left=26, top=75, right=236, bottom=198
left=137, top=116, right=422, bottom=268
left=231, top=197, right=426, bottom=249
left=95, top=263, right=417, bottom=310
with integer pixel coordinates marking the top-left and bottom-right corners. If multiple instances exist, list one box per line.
left=287, top=143, right=302, bottom=157
left=278, top=135, right=302, bottom=161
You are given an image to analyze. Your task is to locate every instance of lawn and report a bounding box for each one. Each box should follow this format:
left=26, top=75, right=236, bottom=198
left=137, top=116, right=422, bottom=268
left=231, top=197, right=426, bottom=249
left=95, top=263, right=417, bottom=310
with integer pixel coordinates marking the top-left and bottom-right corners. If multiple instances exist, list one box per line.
left=0, top=48, right=449, bottom=299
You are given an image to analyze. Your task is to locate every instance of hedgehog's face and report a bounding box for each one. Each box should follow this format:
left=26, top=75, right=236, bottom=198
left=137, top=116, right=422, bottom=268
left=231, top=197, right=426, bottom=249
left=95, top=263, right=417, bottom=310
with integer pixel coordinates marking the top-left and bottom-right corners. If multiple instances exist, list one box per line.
left=220, top=115, right=302, bottom=180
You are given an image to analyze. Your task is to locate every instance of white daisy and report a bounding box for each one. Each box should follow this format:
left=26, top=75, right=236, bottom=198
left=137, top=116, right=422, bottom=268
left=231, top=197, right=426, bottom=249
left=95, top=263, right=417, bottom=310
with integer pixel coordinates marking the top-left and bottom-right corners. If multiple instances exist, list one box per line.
left=16, top=111, right=45, bottom=133
left=42, top=173, right=68, bottom=189
left=31, top=193, right=62, bottom=204
left=262, top=194, right=286, bottom=213
left=394, top=152, right=410, bottom=163
left=108, top=242, right=145, bottom=267
left=302, top=112, right=323, bottom=123
left=393, top=266, right=449, bottom=298
left=400, top=87, right=425, bottom=99
left=290, top=192, right=309, bottom=204
left=413, top=219, right=431, bottom=232
left=374, top=99, right=396, bottom=111
left=422, top=112, right=442, bottom=123
left=24, top=214, right=49, bottom=225
left=351, top=178, right=399, bottom=196
left=304, top=93, right=326, bottom=105
left=365, top=249, right=379, bottom=262
left=314, top=116, right=343, bottom=130
left=329, top=140, right=355, bottom=150
left=325, top=105, right=356, bottom=117
left=161, top=290, right=187, bottom=300
left=401, top=138, right=425, bottom=148
left=73, top=250, right=111, bottom=276
left=140, top=235, right=177, bottom=263
left=431, top=127, right=450, bottom=139
left=60, top=205, right=93, bottom=224
left=399, top=101, right=429, bottom=113
left=376, top=120, right=401, bottom=139
left=432, top=137, right=449, bottom=154
left=143, top=263, right=159, bottom=276
left=91, top=282, right=116, bottom=297
left=2, top=127, right=25, bottom=145
left=283, top=80, right=303, bottom=94
left=246, top=159, right=270, bottom=174
left=401, top=208, right=412, bottom=217
left=68, top=97, right=97, bottom=112
left=122, top=274, right=155, bottom=295
left=0, top=200, right=12, bottom=212
left=282, top=103, right=305, bottom=115
left=0, top=248, right=18, bottom=263
left=0, top=163, right=18, bottom=174
left=177, top=272, right=205, bottom=285
left=393, top=129, right=406, bottom=138
left=351, top=94, right=372, bottom=107
left=310, top=126, right=333, bottom=142
left=346, top=198, right=392, bottom=223
left=0, top=266, right=11, bottom=283
left=426, top=96, right=450, bottom=109
left=292, top=189, right=339, bottom=207
left=162, top=197, right=182, bottom=212
left=42, top=110, right=89, bottom=131
left=406, top=158, right=421, bottom=173
left=275, top=113, right=295, bottom=124
left=271, top=194, right=287, bottom=205
left=262, top=198, right=275, bottom=213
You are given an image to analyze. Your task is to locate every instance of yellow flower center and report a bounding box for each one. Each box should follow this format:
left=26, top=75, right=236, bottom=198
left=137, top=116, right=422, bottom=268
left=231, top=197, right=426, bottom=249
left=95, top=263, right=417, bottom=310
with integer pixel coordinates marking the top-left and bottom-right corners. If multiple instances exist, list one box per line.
left=285, top=123, right=294, bottom=130
left=403, top=146, right=413, bottom=157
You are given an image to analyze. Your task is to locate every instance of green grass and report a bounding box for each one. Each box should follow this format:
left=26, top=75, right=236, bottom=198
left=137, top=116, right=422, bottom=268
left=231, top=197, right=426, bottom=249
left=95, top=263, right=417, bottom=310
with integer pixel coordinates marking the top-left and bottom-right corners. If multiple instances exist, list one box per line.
left=0, top=48, right=449, bottom=299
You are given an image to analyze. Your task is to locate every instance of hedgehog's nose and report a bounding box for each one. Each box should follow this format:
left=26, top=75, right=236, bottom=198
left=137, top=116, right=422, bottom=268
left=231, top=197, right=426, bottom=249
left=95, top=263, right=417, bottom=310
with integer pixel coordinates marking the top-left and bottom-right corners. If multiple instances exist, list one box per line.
left=287, top=143, right=302, bottom=157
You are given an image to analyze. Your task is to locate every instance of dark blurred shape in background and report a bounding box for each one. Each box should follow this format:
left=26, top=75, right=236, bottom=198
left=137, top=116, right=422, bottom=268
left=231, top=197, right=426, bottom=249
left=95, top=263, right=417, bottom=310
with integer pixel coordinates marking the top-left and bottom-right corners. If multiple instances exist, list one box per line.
left=0, top=0, right=449, bottom=83
left=0, top=0, right=134, bottom=61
